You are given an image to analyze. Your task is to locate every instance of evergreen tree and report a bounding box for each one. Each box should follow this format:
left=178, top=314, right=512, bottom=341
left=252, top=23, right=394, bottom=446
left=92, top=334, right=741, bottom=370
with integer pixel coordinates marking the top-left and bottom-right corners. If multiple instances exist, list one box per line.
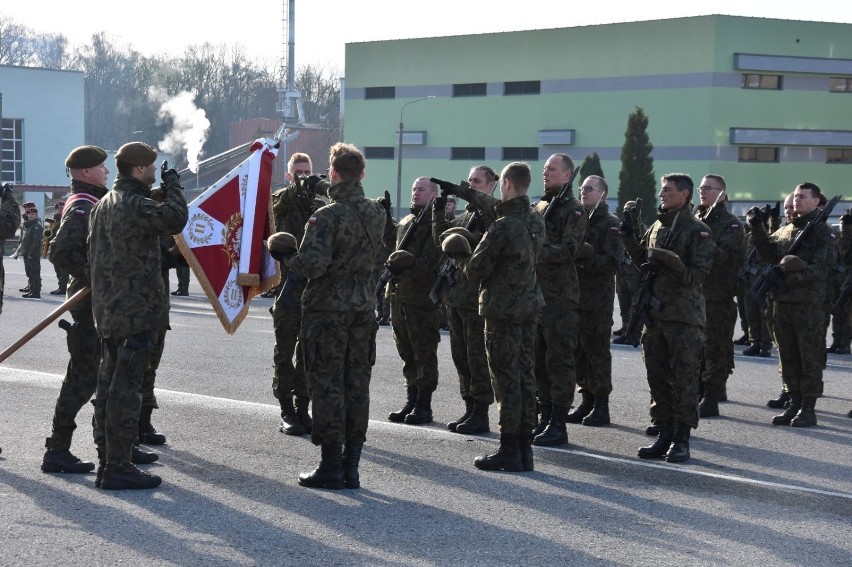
left=618, top=107, right=657, bottom=223
left=579, top=152, right=604, bottom=185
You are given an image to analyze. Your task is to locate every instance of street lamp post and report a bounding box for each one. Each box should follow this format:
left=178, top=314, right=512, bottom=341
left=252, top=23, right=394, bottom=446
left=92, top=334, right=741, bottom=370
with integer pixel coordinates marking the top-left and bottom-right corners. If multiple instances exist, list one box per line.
left=395, top=96, right=435, bottom=220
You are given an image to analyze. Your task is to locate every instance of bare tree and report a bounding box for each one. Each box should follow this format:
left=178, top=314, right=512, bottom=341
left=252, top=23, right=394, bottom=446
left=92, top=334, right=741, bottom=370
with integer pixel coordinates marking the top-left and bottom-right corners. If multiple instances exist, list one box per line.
left=0, top=14, right=36, bottom=66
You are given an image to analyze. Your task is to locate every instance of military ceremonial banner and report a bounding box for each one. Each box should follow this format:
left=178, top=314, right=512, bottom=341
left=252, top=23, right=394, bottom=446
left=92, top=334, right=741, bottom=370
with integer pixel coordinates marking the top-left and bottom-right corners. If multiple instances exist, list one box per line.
left=175, top=138, right=280, bottom=334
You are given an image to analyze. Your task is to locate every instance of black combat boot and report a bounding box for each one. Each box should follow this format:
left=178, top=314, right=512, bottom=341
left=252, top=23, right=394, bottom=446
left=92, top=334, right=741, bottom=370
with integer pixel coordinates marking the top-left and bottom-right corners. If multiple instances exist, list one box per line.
left=698, top=393, right=720, bottom=418
left=530, top=401, right=552, bottom=439
left=342, top=442, right=363, bottom=489
left=766, top=390, right=790, bottom=409
left=298, top=443, right=345, bottom=489
left=95, top=447, right=105, bottom=488
left=388, top=386, right=417, bottom=423
left=565, top=391, right=594, bottom=424
left=790, top=397, right=817, bottom=428
left=131, top=440, right=159, bottom=464
left=404, top=390, right=433, bottom=425
left=533, top=404, right=568, bottom=446
left=295, top=396, right=313, bottom=434
left=638, top=421, right=674, bottom=459
left=474, top=432, right=523, bottom=472
left=771, top=394, right=802, bottom=426
left=19, top=285, right=30, bottom=292
left=742, top=343, right=761, bottom=356
left=455, top=402, right=490, bottom=435
left=733, top=333, right=750, bottom=346
left=279, top=397, right=305, bottom=435
left=582, top=395, right=611, bottom=426
left=41, top=440, right=96, bottom=474
left=22, top=290, right=41, bottom=298
left=100, top=463, right=162, bottom=490
left=665, top=423, right=691, bottom=463
left=447, top=397, right=474, bottom=432
left=519, top=434, right=534, bottom=472
left=137, top=406, right=167, bottom=445
left=645, top=423, right=659, bottom=436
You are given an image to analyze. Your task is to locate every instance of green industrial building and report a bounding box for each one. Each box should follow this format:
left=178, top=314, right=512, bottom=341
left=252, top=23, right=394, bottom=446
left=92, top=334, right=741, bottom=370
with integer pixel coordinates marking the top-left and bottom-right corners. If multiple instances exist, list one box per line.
left=343, top=15, right=852, bottom=206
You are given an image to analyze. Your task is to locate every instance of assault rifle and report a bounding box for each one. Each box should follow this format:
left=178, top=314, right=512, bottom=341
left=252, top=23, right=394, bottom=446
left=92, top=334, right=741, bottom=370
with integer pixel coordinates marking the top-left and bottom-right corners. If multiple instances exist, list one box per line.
left=833, top=271, right=852, bottom=317
left=621, top=210, right=682, bottom=348
left=429, top=208, right=482, bottom=304
left=750, top=194, right=841, bottom=310
left=375, top=199, right=434, bottom=313
left=542, top=162, right=583, bottom=223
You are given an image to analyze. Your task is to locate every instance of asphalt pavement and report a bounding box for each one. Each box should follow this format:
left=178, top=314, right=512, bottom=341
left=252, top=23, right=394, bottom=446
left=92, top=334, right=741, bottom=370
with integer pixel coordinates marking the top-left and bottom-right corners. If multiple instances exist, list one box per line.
left=1, top=259, right=850, bottom=566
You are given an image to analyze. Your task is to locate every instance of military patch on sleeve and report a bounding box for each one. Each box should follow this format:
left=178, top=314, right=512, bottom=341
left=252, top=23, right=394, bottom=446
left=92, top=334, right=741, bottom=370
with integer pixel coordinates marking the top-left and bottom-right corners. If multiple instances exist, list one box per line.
left=731, top=223, right=742, bottom=230
left=699, top=230, right=710, bottom=239
left=73, top=208, right=87, bottom=216
left=830, top=232, right=837, bottom=240
left=610, top=225, right=620, bottom=233
left=307, top=216, right=318, bottom=225
left=574, top=210, right=583, bottom=217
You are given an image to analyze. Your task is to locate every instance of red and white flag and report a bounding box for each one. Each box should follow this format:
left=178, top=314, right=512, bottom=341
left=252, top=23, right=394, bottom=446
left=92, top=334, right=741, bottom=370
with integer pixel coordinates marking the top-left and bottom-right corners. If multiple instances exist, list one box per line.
left=175, top=138, right=280, bottom=334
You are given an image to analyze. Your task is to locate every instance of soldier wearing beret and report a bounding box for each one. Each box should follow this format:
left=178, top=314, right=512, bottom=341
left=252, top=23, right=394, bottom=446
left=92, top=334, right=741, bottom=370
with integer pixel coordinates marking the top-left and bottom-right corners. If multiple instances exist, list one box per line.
left=622, top=173, right=715, bottom=463
left=383, top=177, right=442, bottom=426
left=88, top=141, right=187, bottom=490
left=17, top=201, right=43, bottom=298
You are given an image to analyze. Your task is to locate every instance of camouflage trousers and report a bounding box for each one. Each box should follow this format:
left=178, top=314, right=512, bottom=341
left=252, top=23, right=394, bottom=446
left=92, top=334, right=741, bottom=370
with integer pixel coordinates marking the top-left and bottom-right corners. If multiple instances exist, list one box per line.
left=93, top=331, right=158, bottom=467
left=140, top=328, right=167, bottom=408
left=642, top=321, right=703, bottom=428
left=744, top=279, right=772, bottom=350
left=447, top=306, right=493, bottom=405
left=24, top=255, right=41, bottom=293
left=390, top=300, right=440, bottom=393
left=535, top=304, right=579, bottom=408
left=271, top=292, right=309, bottom=403
left=47, top=307, right=100, bottom=451
left=771, top=302, right=825, bottom=398
left=616, top=269, right=641, bottom=329
left=700, top=299, right=737, bottom=395
left=176, top=265, right=190, bottom=293
left=485, top=319, right=537, bottom=435
left=300, top=310, right=377, bottom=446
left=575, top=307, right=613, bottom=397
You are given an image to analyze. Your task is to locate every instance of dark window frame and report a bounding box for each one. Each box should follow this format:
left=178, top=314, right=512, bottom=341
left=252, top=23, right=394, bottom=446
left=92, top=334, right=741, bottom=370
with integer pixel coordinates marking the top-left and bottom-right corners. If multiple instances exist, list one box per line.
left=502, top=147, right=539, bottom=161
left=364, top=86, right=396, bottom=100
left=364, top=147, right=395, bottom=160
left=741, top=74, right=782, bottom=90
left=451, top=147, right=486, bottom=160
left=826, top=148, right=852, bottom=164
left=503, top=80, right=541, bottom=96
left=737, top=146, right=779, bottom=163
left=829, top=77, right=852, bottom=93
left=452, top=83, right=487, bottom=97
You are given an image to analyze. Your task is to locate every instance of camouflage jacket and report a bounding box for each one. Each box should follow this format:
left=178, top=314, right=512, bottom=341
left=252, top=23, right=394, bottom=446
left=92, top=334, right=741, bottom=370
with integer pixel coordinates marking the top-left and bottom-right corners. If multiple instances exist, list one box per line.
left=88, top=175, right=188, bottom=338
left=288, top=179, right=386, bottom=312
left=463, top=195, right=545, bottom=324
left=750, top=208, right=835, bottom=304
left=271, top=182, right=324, bottom=242
left=533, top=189, right=587, bottom=307
left=49, top=180, right=109, bottom=302
left=432, top=198, right=495, bottom=309
left=841, top=220, right=852, bottom=266
left=623, top=204, right=716, bottom=328
left=0, top=189, right=21, bottom=315
left=382, top=205, right=440, bottom=307
left=695, top=203, right=745, bottom=301
left=20, top=216, right=43, bottom=259
left=577, top=203, right=622, bottom=310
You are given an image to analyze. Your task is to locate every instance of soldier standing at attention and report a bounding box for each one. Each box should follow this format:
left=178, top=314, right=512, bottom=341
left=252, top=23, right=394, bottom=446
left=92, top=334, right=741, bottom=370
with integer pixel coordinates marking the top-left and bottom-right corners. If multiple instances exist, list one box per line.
left=442, top=162, right=544, bottom=471
left=531, top=154, right=587, bottom=447
left=695, top=175, right=745, bottom=418
left=269, top=152, right=321, bottom=436
left=567, top=175, right=622, bottom=427
left=622, top=173, right=715, bottom=463
left=269, top=142, right=387, bottom=489
left=432, top=165, right=498, bottom=435
left=613, top=200, right=644, bottom=345
left=747, top=183, right=835, bottom=428
left=0, top=182, right=20, bottom=455
left=88, top=142, right=188, bottom=490
left=18, top=201, right=43, bottom=298
left=384, top=177, right=441, bottom=426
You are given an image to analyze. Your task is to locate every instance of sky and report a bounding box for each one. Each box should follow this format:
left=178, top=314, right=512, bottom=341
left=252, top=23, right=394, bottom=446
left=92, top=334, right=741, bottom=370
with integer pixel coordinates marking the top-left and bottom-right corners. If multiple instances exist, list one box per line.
left=3, top=0, right=851, bottom=73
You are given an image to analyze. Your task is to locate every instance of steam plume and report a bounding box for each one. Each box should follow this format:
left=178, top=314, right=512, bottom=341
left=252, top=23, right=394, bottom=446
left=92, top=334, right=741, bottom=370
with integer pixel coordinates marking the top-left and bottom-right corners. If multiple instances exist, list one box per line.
left=149, top=86, right=210, bottom=173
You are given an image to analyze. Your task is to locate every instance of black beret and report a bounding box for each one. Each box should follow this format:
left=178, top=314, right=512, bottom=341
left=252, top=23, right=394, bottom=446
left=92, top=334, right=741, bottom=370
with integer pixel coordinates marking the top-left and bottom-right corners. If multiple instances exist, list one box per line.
left=65, top=145, right=107, bottom=169
left=116, top=142, right=157, bottom=167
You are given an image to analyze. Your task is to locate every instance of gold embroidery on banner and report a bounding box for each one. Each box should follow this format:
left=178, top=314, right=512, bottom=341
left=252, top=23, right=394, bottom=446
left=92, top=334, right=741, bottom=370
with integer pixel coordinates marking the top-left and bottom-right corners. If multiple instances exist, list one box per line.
left=222, top=212, right=244, bottom=267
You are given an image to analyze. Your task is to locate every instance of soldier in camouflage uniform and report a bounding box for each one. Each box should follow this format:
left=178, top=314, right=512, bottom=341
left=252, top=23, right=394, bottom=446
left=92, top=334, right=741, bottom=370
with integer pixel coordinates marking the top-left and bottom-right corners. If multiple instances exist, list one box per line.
left=826, top=222, right=851, bottom=354
left=383, top=177, right=441, bottom=426
left=567, top=175, right=622, bottom=427
left=89, top=142, right=188, bottom=490
left=269, top=153, right=320, bottom=435
left=531, top=154, right=587, bottom=447
left=747, top=183, right=835, bottom=428
left=273, top=142, right=386, bottom=490
left=18, top=201, right=43, bottom=298
left=432, top=165, right=498, bottom=435
left=48, top=201, right=70, bottom=295
left=613, top=200, right=644, bottom=345
left=622, top=173, right=715, bottom=463
left=41, top=146, right=110, bottom=474
left=694, top=176, right=745, bottom=418
left=444, top=162, right=545, bottom=472
left=0, top=183, right=21, bottom=319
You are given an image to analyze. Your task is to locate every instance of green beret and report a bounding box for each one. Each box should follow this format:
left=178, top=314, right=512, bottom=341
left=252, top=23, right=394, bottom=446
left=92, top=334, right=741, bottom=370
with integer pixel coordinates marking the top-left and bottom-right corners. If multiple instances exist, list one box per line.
left=65, top=145, right=107, bottom=169
left=267, top=232, right=298, bottom=254
left=441, top=233, right=472, bottom=257
left=116, top=142, right=157, bottom=167
left=440, top=226, right=477, bottom=245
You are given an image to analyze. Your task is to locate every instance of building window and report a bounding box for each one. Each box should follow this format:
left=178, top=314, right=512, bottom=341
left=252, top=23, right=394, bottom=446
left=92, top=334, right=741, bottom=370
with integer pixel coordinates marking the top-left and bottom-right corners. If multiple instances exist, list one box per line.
left=1, top=118, right=23, bottom=183
left=364, top=86, right=396, bottom=100
left=364, top=147, right=394, bottom=160
left=502, top=147, right=539, bottom=161
left=451, top=147, right=486, bottom=160
left=738, top=147, right=778, bottom=163
left=453, top=83, right=487, bottom=97
left=504, top=81, right=540, bottom=95
left=829, top=78, right=852, bottom=93
left=827, top=148, right=852, bottom=163
left=742, top=74, right=781, bottom=90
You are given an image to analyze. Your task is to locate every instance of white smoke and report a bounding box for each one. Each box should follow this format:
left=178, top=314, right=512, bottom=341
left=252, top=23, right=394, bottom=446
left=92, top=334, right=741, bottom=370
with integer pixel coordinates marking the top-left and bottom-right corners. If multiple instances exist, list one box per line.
left=149, top=86, right=210, bottom=173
